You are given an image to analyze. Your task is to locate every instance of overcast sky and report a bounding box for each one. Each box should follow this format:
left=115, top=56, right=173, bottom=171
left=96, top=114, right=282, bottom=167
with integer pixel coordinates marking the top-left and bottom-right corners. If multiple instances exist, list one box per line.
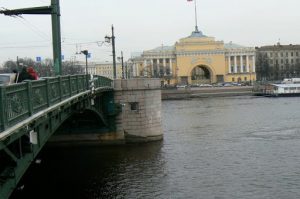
left=0, top=0, right=300, bottom=64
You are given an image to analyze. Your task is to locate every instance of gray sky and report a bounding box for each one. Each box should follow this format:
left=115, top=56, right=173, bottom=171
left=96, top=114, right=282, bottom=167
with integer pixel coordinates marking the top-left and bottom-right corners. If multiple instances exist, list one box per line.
left=0, top=0, right=300, bottom=64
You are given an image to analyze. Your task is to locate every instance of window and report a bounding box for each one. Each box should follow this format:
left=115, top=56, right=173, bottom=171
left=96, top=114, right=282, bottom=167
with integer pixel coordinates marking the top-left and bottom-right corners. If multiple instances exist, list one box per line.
left=296, top=52, right=299, bottom=56
left=130, top=102, right=139, bottom=111
left=286, top=52, right=289, bottom=57
left=291, top=59, right=294, bottom=64
left=232, top=77, right=235, bottom=82
left=286, top=59, right=289, bottom=64
left=270, top=52, right=273, bottom=57
left=281, top=59, right=284, bottom=64
left=244, top=77, right=247, bottom=81
left=281, top=52, right=284, bottom=57
left=291, top=52, right=294, bottom=57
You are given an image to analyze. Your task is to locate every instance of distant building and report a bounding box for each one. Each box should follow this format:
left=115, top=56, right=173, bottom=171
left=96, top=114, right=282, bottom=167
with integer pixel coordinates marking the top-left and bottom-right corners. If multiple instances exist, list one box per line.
left=256, top=43, right=300, bottom=81
left=87, top=62, right=123, bottom=79
left=131, top=29, right=256, bottom=85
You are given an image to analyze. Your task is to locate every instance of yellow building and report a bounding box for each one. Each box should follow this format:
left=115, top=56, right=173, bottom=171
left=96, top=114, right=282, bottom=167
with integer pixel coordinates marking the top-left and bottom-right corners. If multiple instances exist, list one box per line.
left=135, top=30, right=256, bottom=85
left=87, top=62, right=123, bottom=79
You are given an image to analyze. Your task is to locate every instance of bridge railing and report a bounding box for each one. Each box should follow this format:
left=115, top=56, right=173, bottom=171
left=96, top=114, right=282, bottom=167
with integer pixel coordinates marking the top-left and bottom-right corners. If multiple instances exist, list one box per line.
left=0, top=74, right=113, bottom=133
left=93, top=75, right=113, bottom=89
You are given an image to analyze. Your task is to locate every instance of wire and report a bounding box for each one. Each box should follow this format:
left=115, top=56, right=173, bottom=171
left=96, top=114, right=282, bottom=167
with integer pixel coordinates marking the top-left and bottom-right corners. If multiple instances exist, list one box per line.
left=16, top=16, right=51, bottom=41
left=0, top=40, right=51, bottom=46
left=0, top=44, right=51, bottom=49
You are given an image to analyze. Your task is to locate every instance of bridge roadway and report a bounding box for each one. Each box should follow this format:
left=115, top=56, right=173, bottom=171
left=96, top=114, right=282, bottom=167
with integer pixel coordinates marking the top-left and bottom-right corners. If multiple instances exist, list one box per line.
left=0, top=74, right=115, bottom=198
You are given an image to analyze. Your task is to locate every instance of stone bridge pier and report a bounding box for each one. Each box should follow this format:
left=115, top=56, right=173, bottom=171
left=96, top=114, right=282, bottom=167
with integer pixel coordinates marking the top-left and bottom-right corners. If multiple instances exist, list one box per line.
left=114, top=78, right=163, bottom=143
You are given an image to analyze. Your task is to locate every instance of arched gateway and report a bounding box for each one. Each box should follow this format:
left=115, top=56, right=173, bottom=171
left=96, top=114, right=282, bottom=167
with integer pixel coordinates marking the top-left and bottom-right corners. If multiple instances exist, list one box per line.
left=191, top=65, right=213, bottom=84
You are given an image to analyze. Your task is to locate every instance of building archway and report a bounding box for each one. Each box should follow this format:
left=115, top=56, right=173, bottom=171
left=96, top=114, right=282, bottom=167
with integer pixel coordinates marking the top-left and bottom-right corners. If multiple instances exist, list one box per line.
left=191, top=65, right=213, bottom=84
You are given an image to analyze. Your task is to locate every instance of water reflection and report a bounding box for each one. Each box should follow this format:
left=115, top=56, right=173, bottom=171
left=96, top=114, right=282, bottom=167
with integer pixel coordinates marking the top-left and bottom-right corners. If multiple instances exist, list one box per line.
left=11, top=96, right=300, bottom=199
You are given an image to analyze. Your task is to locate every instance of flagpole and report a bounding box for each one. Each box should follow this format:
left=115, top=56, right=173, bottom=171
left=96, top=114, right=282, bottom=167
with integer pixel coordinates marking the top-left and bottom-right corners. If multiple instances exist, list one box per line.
left=194, top=0, right=198, bottom=32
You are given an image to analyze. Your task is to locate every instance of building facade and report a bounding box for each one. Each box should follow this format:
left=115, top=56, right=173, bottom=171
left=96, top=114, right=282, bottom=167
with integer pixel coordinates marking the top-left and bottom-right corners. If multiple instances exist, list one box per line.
left=87, top=62, right=123, bottom=79
left=132, top=29, right=256, bottom=85
left=256, top=44, right=300, bottom=81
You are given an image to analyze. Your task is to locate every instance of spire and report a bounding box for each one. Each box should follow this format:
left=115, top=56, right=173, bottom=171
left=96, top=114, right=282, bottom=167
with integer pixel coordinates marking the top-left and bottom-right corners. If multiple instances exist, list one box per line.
left=194, top=0, right=199, bottom=32
left=187, top=0, right=206, bottom=38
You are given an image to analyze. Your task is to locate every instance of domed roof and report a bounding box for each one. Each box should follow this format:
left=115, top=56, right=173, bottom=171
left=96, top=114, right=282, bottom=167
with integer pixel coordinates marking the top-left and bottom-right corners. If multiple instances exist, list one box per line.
left=188, top=30, right=207, bottom=38
left=224, top=42, right=246, bottom=49
left=187, top=26, right=207, bottom=38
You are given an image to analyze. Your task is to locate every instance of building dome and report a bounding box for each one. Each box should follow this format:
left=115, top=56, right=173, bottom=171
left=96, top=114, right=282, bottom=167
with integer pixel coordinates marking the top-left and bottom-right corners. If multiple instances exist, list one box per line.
left=188, top=30, right=207, bottom=38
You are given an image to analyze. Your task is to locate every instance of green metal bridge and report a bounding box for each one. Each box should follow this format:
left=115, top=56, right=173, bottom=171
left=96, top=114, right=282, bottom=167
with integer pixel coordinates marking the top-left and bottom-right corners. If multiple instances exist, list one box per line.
left=0, top=75, right=117, bottom=198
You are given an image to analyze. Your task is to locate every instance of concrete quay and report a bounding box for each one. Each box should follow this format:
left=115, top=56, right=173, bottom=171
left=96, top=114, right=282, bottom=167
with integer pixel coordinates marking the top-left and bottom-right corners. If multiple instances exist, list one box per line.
left=162, top=86, right=253, bottom=100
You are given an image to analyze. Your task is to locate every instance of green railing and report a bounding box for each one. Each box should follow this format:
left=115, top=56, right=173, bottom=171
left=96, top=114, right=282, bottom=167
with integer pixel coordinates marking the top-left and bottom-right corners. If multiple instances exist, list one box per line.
left=0, top=74, right=113, bottom=133
left=92, top=75, right=113, bottom=88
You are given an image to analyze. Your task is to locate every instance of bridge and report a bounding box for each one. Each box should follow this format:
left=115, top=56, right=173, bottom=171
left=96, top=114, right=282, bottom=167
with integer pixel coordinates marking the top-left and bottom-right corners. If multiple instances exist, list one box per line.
left=0, top=74, right=117, bottom=198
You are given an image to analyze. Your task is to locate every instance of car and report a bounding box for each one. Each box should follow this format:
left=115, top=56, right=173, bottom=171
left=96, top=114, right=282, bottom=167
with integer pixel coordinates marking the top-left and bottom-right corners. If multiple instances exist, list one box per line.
left=223, top=83, right=233, bottom=87
left=176, top=84, right=187, bottom=88
left=0, top=73, right=17, bottom=85
left=190, top=84, right=200, bottom=87
left=199, top=84, right=212, bottom=87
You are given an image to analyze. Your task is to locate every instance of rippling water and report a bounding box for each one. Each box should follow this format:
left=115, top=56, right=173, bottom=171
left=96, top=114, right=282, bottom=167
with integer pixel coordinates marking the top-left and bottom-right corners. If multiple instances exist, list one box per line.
left=12, top=96, right=300, bottom=199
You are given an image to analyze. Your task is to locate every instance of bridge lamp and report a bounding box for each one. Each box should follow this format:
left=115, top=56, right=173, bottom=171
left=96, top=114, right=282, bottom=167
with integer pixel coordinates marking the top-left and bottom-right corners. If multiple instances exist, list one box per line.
left=81, top=50, right=89, bottom=75
left=105, top=36, right=111, bottom=43
left=104, top=25, right=116, bottom=79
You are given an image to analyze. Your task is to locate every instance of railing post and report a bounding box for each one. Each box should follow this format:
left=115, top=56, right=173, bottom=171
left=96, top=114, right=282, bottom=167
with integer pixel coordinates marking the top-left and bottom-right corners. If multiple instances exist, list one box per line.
left=86, top=74, right=89, bottom=91
left=0, top=86, right=8, bottom=130
left=58, top=76, right=62, bottom=101
left=76, top=75, right=79, bottom=93
left=68, top=75, right=72, bottom=97
left=26, top=81, right=33, bottom=116
left=45, top=78, right=50, bottom=107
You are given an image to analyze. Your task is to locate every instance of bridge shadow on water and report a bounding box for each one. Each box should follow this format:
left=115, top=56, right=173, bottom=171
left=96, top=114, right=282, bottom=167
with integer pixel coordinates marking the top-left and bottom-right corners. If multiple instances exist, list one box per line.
left=10, top=141, right=163, bottom=199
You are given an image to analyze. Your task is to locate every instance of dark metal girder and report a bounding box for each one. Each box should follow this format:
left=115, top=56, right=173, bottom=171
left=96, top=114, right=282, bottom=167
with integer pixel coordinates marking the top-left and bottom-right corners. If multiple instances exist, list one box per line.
left=0, top=6, right=53, bottom=16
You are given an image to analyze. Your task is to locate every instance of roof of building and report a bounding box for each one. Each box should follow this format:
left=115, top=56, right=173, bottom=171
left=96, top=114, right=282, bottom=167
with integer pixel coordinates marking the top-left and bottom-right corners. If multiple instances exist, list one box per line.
left=272, top=83, right=300, bottom=88
left=131, top=52, right=143, bottom=58
left=146, top=45, right=175, bottom=52
left=224, top=42, right=246, bottom=49
left=187, top=30, right=207, bottom=38
left=257, top=44, right=300, bottom=51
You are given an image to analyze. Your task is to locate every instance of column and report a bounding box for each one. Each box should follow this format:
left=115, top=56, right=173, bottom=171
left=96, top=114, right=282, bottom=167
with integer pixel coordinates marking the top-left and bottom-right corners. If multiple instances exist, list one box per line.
left=240, top=55, right=244, bottom=73
left=234, top=56, right=237, bottom=73
left=246, top=55, right=249, bottom=73
left=252, top=55, right=256, bottom=73
left=157, top=59, right=160, bottom=77
left=169, top=58, right=173, bottom=75
left=151, top=59, right=154, bottom=76
left=144, top=60, right=147, bottom=76
left=228, top=56, right=232, bottom=73
left=163, top=58, right=166, bottom=75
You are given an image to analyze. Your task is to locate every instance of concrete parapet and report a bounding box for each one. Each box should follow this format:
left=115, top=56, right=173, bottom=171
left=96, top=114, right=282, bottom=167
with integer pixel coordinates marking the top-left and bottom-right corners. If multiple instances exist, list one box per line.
left=114, top=78, right=161, bottom=91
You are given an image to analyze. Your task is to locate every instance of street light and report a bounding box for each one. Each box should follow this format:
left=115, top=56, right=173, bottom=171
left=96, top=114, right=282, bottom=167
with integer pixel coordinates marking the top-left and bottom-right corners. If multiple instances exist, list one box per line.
left=105, top=25, right=116, bottom=79
left=81, top=50, right=88, bottom=74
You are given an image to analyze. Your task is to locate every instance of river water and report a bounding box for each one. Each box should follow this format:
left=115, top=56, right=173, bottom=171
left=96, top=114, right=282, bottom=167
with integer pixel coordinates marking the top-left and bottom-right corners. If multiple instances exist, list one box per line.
left=11, top=96, right=300, bottom=199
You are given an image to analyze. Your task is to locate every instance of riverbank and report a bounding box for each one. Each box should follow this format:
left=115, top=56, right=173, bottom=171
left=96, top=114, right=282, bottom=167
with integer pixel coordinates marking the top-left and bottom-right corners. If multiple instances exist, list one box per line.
left=162, top=86, right=253, bottom=100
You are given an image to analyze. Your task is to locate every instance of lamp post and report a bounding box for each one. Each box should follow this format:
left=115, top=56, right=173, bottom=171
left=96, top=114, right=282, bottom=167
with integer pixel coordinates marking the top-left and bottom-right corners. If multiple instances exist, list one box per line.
left=105, top=25, right=116, bottom=79
left=81, top=50, right=88, bottom=74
